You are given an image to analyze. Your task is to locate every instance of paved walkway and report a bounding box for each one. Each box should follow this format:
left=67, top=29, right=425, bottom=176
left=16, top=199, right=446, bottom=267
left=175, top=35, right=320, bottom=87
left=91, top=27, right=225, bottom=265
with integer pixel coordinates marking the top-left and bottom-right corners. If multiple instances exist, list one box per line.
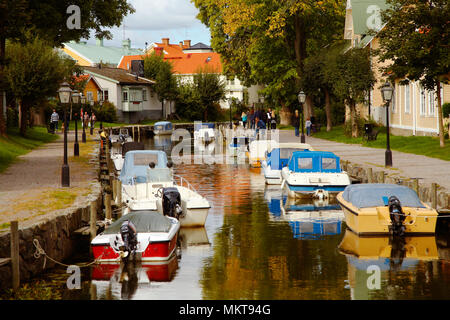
left=279, top=129, right=450, bottom=192
left=0, top=130, right=100, bottom=232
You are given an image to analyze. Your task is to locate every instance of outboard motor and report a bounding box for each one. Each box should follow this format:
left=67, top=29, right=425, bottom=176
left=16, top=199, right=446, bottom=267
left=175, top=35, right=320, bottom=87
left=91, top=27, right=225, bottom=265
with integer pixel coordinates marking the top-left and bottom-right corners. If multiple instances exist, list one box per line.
left=162, top=187, right=183, bottom=219
left=388, top=196, right=406, bottom=236
left=119, top=220, right=137, bottom=261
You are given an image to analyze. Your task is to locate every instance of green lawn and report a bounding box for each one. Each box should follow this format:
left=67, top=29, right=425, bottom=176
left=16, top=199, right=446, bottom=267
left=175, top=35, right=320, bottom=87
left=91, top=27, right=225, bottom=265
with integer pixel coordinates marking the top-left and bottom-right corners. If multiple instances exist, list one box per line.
left=0, top=126, right=58, bottom=173
left=313, top=125, right=450, bottom=161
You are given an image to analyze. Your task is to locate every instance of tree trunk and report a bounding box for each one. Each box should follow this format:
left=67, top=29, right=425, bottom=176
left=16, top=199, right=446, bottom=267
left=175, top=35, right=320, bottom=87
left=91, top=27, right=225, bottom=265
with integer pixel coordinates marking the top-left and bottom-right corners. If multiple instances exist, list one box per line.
left=436, top=81, right=445, bottom=147
left=279, top=102, right=292, bottom=126
left=305, top=95, right=314, bottom=121
left=0, top=35, right=7, bottom=136
left=324, top=88, right=332, bottom=131
left=350, top=100, right=358, bottom=138
left=19, top=101, right=29, bottom=136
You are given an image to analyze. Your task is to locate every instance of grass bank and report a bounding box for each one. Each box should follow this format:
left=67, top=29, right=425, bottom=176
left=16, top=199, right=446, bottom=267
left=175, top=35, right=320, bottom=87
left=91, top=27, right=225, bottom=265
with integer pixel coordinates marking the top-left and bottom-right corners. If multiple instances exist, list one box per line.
left=313, top=125, right=450, bottom=162
left=0, top=126, right=58, bottom=173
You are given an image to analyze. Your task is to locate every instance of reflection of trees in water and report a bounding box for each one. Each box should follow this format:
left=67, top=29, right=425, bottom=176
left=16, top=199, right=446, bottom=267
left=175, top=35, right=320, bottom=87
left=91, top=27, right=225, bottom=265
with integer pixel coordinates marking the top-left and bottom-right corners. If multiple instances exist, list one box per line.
left=200, top=204, right=350, bottom=299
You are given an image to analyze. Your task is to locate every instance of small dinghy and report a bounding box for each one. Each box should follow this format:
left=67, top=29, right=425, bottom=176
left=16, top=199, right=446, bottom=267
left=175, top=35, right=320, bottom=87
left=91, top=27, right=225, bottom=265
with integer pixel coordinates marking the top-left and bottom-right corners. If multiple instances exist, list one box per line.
left=153, top=121, right=173, bottom=136
left=91, top=210, right=180, bottom=263
left=336, top=184, right=438, bottom=236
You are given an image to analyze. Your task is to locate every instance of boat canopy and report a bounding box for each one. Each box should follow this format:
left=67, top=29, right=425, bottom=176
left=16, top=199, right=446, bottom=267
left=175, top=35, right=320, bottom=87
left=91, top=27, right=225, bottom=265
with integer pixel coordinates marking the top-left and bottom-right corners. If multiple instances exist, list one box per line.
left=154, top=121, right=173, bottom=130
left=266, top=142, right=313, bottom=154
left=103, top=210, right=173, bottom=234
left=342, top=184, right=425, bottom=209
left=119, top=150, right=168, bottom=185
left=194, top=122, right=215, bottom=130
left=267, top=144, right=314, bottom=170
left=288, top=150, right=342, bottom=173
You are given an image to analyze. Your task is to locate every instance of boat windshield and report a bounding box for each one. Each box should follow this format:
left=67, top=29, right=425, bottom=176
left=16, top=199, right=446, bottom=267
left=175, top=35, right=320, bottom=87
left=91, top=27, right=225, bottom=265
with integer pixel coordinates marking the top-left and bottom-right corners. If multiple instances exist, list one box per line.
left=322, top=157, right=337, bottom=170
left=298, top=157, right=313, bottom=170
left=147, top=168, right=172, bottom=182
left=119, top=129, right=129, bottom=135
left=134, top=153, right=159, bottom=166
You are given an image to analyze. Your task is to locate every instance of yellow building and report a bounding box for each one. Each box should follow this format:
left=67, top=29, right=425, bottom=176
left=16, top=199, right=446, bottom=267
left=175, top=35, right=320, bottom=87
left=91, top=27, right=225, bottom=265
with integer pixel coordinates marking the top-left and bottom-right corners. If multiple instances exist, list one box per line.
left=344, top=0, right=450, bottom=136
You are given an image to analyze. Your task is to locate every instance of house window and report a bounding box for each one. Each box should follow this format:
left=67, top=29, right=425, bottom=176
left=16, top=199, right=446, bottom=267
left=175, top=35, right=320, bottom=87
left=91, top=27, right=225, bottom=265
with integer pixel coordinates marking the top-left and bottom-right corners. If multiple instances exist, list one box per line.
left=86, top=91, right=93, bottom=102
left=420, top=86, right=426, bottom=115
left=123, top=91, right=128, bottom=102
left=142, top=89, right=147, bottom=101
left=129, top=89, right=143, bottom=102
left=428, top=90, right=435, bottom=116
left=97, top=91, right=102, bottom=101
left=103, top=90, right=109, bottom=101
left=404, top=83, right=410, bottom=114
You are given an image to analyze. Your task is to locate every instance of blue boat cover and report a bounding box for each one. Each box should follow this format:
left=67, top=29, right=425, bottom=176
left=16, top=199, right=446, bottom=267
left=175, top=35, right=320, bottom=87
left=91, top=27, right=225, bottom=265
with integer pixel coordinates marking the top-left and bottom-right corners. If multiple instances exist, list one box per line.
left=268, top=147, right=311, bottom=170
left=194, top=122, right=215, bottom=130
left=342, top=184, right=425, bottom=209
left=288, top=150, right=342, bottom=173
left=119, top=150, right=168, bottom=185
left=154, top=121, right=173, bottom=130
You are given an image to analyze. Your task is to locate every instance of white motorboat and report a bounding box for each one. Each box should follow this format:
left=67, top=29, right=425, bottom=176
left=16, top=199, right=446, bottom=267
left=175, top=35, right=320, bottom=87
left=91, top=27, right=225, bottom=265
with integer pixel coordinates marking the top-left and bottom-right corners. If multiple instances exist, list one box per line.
left=194, top=122, right=215, bottom=143
left=119, top=150, right=211, bottom=227
left=281, top=150, right=351, bottom=199
left=261, top=142, right=314, bottom=184
left=110, top=128, right=133, bottom=144
left=153, top=121, right=173, bottom=136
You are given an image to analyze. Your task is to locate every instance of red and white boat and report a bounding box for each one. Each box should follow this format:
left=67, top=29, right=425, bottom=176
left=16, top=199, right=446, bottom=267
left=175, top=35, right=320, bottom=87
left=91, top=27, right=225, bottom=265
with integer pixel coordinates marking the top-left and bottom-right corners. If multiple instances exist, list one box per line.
left=91, top=210, right=180, bottom=262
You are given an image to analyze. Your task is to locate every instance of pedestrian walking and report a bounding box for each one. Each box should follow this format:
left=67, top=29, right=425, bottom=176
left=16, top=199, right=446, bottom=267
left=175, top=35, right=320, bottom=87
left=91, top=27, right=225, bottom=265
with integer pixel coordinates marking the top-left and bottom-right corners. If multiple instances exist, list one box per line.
left=255, top=116, right=266, bottom=139
left=266, top=108, right=272, bottom=128
left=91, top=112, right=96, bottom=128
left=306, top=117, right=312, bottom=136
left=249, top=108, right=255, bottom=129
left=292, top=109, right=300, bottom=137
left=270, top=110, right=277, bottom=130
left=241, top=111, right=247, bottom=128
left=50, top=109, right=59, bottom=133
left=84, top=112, right=89, bottom=128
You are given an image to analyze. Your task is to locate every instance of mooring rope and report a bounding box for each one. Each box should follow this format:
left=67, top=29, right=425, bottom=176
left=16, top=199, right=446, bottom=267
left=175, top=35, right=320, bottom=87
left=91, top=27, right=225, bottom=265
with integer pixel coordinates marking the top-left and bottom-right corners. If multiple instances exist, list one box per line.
left=32, top=239, right=103, bottom=269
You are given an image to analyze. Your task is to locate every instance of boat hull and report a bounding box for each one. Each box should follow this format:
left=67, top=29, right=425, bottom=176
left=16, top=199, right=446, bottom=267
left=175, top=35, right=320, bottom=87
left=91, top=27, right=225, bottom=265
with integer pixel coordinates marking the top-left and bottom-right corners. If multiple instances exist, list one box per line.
left=154, top=130, right=173, bottom=136
left=336, top=192, right=438, bottom=236
left=284, top=183, right=347, bottom=198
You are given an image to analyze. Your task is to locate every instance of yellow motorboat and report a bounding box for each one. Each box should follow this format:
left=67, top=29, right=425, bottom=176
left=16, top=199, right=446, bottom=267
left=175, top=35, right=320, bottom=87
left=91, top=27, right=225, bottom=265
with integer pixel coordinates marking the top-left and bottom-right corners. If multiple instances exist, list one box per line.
left=336, top=184, right=438, bottom=236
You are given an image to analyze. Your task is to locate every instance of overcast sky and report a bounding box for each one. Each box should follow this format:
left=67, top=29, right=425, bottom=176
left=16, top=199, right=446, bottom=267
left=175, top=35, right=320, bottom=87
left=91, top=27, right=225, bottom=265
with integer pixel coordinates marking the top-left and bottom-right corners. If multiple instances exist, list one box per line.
left=86, top=0, right=211, bottom=49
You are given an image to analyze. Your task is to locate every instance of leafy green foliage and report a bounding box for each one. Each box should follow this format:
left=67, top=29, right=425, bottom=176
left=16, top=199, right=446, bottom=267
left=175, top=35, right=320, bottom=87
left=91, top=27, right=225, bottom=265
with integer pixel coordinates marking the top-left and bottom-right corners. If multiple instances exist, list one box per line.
left=443, top=103, right=450, bottom=118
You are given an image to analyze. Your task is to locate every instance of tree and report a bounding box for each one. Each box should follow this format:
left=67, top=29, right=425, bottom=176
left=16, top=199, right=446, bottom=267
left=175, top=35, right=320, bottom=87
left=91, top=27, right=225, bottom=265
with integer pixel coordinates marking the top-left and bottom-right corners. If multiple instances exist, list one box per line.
left=0, top=0, right=135, bottom=135
left=327, top=47, right=375, bottom=137
left=143, top=52, right=177, bottom=119
left=192, top=66, right=226, bottom=121
left=375, top=0, right=449, bottom=147
left=192, top=0, right=345, bottom=124
left=4, top=36, right=76, bottom=136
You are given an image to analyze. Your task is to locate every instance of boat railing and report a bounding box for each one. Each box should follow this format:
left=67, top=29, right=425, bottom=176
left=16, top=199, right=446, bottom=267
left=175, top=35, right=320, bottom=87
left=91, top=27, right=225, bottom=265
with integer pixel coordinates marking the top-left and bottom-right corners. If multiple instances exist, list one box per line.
left=173, top=174, right=199, bottom=194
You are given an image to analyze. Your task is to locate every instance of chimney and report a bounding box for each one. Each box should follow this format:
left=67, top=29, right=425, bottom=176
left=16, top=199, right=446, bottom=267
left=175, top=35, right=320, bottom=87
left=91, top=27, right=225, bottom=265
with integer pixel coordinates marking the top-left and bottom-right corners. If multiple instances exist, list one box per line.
left=179, top=41, right=184, bottom=49
left=154, top=47, right=163, bottom=56
left=96, top=38, right=104, bottom=47
left=162, top=38, right=170, bottom=46
left=183, top=40, right=191, bottom=48
left=122, top=38, right=131, bottom=50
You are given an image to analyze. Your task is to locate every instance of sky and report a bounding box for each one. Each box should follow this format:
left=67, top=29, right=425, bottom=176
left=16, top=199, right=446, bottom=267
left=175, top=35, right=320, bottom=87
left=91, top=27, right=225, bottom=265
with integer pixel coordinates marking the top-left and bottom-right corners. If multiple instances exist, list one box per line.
left=85, top=0, right=211, bottom=50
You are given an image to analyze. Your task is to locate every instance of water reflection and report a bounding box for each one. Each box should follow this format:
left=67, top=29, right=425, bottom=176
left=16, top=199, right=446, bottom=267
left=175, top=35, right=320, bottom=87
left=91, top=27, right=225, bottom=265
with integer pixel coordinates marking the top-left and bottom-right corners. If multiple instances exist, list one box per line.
left=338, top=230, right=443, bottom=299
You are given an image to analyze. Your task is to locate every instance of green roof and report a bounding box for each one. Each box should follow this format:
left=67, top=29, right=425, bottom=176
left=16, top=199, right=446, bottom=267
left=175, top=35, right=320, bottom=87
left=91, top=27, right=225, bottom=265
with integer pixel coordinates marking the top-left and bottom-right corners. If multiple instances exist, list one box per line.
left=351, top=0, right=389, bottom=35
left=63, top=41, right=143, bottom=66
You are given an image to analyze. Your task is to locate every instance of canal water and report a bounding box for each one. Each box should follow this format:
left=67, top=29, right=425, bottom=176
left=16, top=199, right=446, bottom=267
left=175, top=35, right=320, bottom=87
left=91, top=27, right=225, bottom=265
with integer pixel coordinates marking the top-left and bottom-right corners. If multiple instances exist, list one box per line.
left=39, top=134, right=450, bottom=299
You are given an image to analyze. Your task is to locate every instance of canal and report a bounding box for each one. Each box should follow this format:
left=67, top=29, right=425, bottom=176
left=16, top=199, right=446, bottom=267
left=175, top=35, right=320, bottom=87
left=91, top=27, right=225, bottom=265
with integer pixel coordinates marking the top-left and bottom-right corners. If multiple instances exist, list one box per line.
left=33, top=134, right=450, bottom=299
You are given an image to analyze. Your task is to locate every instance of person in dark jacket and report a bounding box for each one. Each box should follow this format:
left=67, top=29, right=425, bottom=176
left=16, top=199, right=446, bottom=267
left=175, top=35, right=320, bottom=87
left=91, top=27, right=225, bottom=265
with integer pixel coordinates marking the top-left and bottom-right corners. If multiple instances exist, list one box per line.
left=292, top=109, right=300, bottom=137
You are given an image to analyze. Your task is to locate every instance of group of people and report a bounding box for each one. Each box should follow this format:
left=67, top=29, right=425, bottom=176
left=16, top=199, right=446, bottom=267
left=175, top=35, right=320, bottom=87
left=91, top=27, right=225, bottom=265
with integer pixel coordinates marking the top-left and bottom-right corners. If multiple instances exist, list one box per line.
left=240, top=107, right=278, bottom=130
left=292, top=109, right=313, bottom=137
left=49, top=109, right=96, bottom=133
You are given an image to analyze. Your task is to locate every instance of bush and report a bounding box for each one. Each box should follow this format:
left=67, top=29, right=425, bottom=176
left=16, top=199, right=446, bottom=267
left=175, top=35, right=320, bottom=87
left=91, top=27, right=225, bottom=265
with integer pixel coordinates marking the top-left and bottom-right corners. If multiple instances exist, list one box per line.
left=6, top=107, right=18, bottom=128
left=92, top=101, right=117, bottom=123
left=343, top=114, right=379, bottom=137
left=443, top=102, right=450, bottom=119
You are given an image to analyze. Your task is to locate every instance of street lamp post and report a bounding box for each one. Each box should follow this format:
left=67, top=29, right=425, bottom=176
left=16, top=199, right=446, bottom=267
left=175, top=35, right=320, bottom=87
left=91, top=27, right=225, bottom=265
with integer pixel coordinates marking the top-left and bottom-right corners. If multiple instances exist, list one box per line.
left=297, top=91, right=306, bottom=143
left=381, top=81, right=394, bottom=167
left=72, top=91, right=80, bottom=156
left=229, top=98, right=233, bottom=129
left=80, top=95, right=86, bottom=143
left=58, top=82, right=73, bottom=187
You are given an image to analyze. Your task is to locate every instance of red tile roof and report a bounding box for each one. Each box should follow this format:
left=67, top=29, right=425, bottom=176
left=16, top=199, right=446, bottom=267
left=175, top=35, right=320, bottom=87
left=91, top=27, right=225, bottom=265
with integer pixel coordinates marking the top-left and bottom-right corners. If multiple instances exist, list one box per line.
left=117, top=40, right=223, bottom=75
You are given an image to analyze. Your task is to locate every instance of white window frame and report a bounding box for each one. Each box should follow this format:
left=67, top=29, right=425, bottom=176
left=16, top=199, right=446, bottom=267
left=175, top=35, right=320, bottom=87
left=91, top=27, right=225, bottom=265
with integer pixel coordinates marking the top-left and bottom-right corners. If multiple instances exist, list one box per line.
left=103, top=90, right=109, bottom=101
left=428, top=90, right=435, bottom=116
left=142, top=89, right=147, bottom=101
left=420, top=86, right=426, bottom=116
left=123, top=91, right=128, bottom=102
left=404, top=83, right=410, bottom=114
